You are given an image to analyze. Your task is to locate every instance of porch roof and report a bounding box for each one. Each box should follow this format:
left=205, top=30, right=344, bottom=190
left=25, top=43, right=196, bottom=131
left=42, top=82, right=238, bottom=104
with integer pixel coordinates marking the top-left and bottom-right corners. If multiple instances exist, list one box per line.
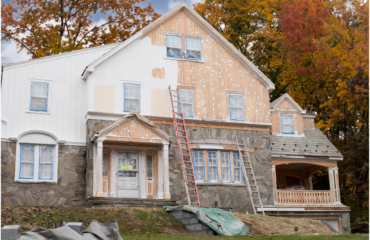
left=271, top=126, right=343, bottom=160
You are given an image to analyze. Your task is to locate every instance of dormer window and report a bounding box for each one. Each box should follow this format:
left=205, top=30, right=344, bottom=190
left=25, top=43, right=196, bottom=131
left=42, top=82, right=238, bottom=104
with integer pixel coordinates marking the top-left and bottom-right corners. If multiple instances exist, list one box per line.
left=166, top=35, right=182, bottom=58
left=281, top=114, right=294, bottom=134
left=186, top=38, right=201, bottom=60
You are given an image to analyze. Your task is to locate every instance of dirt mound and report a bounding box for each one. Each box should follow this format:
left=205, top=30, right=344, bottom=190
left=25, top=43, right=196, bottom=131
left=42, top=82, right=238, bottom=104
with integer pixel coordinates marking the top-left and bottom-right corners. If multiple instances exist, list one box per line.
left=234, top=212, right=337, bottom=236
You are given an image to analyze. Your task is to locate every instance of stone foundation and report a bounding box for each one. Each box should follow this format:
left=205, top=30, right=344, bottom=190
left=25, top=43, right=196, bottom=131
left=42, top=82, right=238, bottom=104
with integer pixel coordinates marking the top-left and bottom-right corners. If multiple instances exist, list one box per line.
left=1, top=142, right=86, bottom=206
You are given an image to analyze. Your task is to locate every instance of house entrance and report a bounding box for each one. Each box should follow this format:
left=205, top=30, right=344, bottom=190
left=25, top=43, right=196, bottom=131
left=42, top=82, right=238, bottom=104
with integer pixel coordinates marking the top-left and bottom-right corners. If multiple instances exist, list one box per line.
left=117, top=152, right=140, bottom=198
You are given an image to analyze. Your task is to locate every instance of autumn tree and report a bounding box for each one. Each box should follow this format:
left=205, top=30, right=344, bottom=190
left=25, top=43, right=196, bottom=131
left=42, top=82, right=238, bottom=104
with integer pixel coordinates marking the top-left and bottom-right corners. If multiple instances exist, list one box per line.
left=2, top=0, right=160, bottom=59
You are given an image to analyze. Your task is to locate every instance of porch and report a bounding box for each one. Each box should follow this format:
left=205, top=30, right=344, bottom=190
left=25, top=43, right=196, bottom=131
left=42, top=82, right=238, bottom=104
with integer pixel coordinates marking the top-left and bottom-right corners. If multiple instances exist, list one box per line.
left=272, top=160, right=341, bottom=205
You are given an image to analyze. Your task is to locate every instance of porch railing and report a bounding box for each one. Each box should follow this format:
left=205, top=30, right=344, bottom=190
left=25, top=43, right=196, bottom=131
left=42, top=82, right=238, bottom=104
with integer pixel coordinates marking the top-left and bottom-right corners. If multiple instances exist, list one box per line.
left=276, top=190, right=332, bottom=204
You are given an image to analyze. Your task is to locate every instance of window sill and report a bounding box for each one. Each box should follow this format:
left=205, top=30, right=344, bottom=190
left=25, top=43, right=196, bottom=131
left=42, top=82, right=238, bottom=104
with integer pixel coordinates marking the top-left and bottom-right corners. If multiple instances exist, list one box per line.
left=164, top=57, right=204, bottom=63
left=196, top=182, right=246, bottom=187
left=26, top=111, right=51, bottom=115
left=15, top=179, right=57, bottom=183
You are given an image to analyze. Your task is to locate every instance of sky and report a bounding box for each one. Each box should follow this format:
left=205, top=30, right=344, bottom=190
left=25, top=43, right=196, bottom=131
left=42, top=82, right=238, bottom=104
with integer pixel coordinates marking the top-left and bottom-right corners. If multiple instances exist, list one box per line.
left=1, top=0, right=201, bottom=63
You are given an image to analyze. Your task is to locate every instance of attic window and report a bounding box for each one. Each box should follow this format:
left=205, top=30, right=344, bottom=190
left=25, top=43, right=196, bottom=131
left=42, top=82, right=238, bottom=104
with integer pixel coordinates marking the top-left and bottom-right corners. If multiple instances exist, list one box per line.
left=281, top=114, right=294, bottom=134
left=186, top=37, right=201, bottom=60
left=166, top=35, right=182, bottom=58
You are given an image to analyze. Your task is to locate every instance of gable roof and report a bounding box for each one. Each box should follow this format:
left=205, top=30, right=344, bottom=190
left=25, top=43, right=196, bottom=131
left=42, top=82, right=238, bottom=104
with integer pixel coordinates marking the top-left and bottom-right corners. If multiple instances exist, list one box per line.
left=270, top=93, right=304, bottom=113
left=81, top=2, right=275, bottom=92
left=90, top=111, right=170, bottom=142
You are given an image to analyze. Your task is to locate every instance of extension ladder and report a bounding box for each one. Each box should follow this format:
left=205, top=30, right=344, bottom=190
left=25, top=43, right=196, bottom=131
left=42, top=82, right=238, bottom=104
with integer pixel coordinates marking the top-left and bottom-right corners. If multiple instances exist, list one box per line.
left=169, top=86, right=200, bottom=207
left=235, top=136, right=265, bottom=215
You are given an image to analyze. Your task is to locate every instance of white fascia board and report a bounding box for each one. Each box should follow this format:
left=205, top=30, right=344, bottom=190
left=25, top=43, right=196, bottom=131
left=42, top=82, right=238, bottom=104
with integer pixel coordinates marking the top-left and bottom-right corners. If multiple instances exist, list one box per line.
left=303, top=114, right=317, bottom=119
left=273, top=93, right=303, bottom=112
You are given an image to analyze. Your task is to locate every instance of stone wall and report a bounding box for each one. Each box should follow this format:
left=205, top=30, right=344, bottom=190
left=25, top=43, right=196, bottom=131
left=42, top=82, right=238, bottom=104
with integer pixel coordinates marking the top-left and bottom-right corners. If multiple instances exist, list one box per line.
left=157, top=124, right=273, bottom=213
left=1, top=142, right=86, bottom=206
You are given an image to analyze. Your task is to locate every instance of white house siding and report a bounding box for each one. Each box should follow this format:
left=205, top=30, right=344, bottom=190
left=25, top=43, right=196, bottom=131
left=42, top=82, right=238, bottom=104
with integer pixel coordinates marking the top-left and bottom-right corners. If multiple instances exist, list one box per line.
left=1, top=44, right=119, bottom=145
left=87, top=36, right=178, bottom=118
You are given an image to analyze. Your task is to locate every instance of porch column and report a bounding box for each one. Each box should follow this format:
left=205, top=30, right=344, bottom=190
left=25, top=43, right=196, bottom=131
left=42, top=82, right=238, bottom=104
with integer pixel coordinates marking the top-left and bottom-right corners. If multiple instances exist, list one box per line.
left=110, top=149, right=117, bottom=197
left=308, top=176, right=313, bottom=190
left=329, top=167, right=340, bottom=204
left=157, top=147, right=164, bottom=199
left=272, top=165, right=277, bottom=204
left=163, top=143, right=171, bottom=199
left=140, top=151, right=146, bottom=199
left=95, top=139, right=104, bottom=197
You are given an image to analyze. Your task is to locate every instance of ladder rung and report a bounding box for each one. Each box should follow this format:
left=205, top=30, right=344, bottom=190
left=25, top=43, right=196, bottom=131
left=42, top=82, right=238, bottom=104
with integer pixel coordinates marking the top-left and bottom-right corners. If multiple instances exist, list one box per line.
left=178, top=129, right=186, bottom=132
left=189, top=195, right=197, bottom=197
left=185, top=167, right=193, bottom=170
left=174, top=111, right=182, bottom=114
left=186, top=174, right=193, bottom=176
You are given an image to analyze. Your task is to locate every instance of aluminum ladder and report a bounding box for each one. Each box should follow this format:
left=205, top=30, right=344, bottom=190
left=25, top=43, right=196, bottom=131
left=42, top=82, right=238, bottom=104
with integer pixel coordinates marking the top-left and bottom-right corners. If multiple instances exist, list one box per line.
left=169, top=86, right=200, bottom=207
left=235, top=136, right=265, bottom=215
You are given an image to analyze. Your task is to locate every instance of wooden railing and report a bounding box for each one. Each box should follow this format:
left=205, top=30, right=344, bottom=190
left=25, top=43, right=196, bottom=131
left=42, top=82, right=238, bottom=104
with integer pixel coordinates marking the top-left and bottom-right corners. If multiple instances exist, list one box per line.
left=276, top=190, right=332, bottom=204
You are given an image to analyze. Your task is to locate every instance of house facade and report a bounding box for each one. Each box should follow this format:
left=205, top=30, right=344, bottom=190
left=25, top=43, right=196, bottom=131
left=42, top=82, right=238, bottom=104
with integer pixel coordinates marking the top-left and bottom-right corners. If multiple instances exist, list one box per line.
left=1, top=3, right=350, bottom=234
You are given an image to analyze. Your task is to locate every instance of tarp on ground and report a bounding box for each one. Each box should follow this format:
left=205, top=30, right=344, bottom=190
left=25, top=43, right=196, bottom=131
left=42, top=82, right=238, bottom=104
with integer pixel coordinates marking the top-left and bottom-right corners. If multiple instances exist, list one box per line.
left=164, top=205, right=250, bottom=236
left=18, top=219, right=123, bottom=240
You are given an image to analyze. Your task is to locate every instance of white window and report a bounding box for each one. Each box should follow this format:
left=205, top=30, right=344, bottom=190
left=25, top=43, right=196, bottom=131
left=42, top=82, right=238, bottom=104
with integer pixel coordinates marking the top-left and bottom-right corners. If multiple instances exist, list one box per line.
left=30, top=82, right=49, bottom=112
left=186, top=38, right=201, bottom=60
left=221, top=151, right=231, bottom=183
left=124, top=84, right=140, bottom=112
left=233, top=152, right=242, bottom=183
left=19, top=145, right=54, bottom=181
left=207, top=151, right=218, bottom=183
left=178, top=89, right=194, bottom=117
left=167, top=35, right=182, bottom=58
left=281, top=114, right=294, bottom=134
left=229, top=94, right=245, bottom=121
left=194, top=151, right=204, bottom=182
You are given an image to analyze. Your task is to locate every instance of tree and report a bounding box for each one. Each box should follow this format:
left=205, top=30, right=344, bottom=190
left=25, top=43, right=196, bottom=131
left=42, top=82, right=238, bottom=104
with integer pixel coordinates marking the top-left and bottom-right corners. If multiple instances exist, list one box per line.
left=2, top=0, right=160, bottom=59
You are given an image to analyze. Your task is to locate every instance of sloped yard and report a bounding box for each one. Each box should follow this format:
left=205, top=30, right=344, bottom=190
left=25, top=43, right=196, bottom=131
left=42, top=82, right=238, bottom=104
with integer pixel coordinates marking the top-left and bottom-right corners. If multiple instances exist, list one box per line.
left=1, top=206, right=367, bottom=240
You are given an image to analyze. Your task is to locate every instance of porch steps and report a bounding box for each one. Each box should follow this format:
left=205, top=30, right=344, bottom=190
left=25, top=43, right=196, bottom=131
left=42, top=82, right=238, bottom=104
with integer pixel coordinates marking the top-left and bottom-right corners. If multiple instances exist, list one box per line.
left=86, top=197, right=178, bottom=208
left=168, top=210, right=216, bottom=235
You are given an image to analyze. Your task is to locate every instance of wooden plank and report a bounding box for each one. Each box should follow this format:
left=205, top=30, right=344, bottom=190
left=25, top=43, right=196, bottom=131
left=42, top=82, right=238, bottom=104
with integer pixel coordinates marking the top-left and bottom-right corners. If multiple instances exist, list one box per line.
left=272, top=159, right=337, bottom=169
left=182, top=145, right=254, bottom=152
left=105, top=136, right=163, bottom=144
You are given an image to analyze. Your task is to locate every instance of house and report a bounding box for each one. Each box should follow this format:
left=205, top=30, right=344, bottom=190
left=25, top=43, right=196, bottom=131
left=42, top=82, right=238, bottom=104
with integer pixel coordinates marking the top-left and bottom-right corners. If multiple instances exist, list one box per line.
left=1, top=2, right=350, bottom=234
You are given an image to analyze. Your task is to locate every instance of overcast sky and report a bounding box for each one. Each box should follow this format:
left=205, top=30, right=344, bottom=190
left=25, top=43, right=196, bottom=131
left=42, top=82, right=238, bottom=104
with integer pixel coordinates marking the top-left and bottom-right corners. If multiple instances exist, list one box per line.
left=1, top=0, right=201, bottom=63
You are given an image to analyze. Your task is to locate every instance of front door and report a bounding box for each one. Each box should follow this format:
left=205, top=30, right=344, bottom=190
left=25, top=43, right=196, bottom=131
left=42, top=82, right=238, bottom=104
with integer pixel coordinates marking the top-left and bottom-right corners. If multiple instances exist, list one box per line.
left=117, top=152, right=140, bottom=198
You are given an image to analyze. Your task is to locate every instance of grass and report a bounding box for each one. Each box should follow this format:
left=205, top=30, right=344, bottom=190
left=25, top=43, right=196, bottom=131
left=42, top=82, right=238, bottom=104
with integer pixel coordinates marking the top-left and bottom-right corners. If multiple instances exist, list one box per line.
left=1, top=206, right=367, bottom=240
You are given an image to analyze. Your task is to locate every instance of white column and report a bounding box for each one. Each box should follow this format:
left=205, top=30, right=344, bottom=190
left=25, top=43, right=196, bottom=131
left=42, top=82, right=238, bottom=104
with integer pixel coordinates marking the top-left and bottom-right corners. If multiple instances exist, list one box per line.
left=157, top=147, right=164, bottom=199
left=308, top=176, right=313, bottom=190
left=163, top=143, right=171, bottom=199
left=329, top=167, right=340, bottom=204
left=272, top=165, right=277, bottom=204
left=110, top=149, right=117, bottom=197
left=140, top=151, right=147, bottom=199
left=95, top=139, right=104, bottom=197
left=93, top=143, right=97, bottom=196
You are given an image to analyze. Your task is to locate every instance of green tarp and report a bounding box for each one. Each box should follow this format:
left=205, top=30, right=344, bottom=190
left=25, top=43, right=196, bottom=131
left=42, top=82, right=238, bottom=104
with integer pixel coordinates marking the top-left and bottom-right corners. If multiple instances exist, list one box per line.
left=164, top=205, right=250, bottom=236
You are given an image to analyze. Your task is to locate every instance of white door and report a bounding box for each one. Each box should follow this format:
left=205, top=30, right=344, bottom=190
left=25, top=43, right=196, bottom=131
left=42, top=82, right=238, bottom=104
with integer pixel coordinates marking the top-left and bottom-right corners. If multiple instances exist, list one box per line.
left=116, top=152, right=140, bottom=198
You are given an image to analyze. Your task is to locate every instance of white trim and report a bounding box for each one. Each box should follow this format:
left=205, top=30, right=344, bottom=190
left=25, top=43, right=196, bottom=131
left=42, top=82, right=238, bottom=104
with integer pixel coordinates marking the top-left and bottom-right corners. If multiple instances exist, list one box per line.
left=303, top=114, right=317, bottom=119
left=120, top=79, right=144, bottom=84
left=164, top=57, right=205, bottom=63
left=273, top=133, right=305, bottom=138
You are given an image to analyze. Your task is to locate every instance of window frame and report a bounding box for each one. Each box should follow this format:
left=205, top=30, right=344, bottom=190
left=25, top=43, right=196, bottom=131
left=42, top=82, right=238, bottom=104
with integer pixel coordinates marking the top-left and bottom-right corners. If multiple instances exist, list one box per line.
left=178, top=88, right=194, bottom=118
left=186, top=37, right=202, bottom=61
left=233, top=152, right=243, bottom=184
left=220, top=151, right=231, bottom=183
left=193, top=150, right=205, bottom=183
left=166, top=35, right=183, bottom=59
left=38, top=146, right=54, bottom=180
left=207, top=150, right=219, bottom=183
left=123, top=83, right=141, bottom=113
left=29, top=82, right=49, bottom=112
left=281, top=113, right=295, bottom=134
left=229, top=93, right=245, bottom=121
left=19, top=145, right=35, bottom=180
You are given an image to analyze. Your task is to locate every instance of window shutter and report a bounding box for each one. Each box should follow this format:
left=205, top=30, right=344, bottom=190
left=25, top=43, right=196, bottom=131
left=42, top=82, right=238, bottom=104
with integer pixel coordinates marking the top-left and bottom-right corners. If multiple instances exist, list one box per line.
left=186, top=38, right=201, bottom=60
left=229, top=94, right=244, bottom=120
left=167, top=35, right=182, bottom=58
left=282, top=114, right=294, bottom=133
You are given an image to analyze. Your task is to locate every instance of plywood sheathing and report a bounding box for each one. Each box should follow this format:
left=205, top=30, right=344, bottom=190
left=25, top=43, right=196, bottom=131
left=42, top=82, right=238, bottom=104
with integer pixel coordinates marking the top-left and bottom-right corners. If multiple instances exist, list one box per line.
left=143, top=11, right=270, bottom=123
left=303, top=119, right=315, bottom=130
left=109, top=118, right=161, bottom=139
left=270, top=98, right=304, bottom=135
left=152, top=68, right=165, bottom=79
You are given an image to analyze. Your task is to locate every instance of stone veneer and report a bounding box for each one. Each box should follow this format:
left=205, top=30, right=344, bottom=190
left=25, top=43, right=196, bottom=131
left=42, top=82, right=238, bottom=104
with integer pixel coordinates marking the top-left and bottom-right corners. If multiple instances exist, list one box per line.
left=84, top=119, right=273, bottom=212
left=1, top=142, right=86, bottom=206
left=157, top=124, right=273, bottom=213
